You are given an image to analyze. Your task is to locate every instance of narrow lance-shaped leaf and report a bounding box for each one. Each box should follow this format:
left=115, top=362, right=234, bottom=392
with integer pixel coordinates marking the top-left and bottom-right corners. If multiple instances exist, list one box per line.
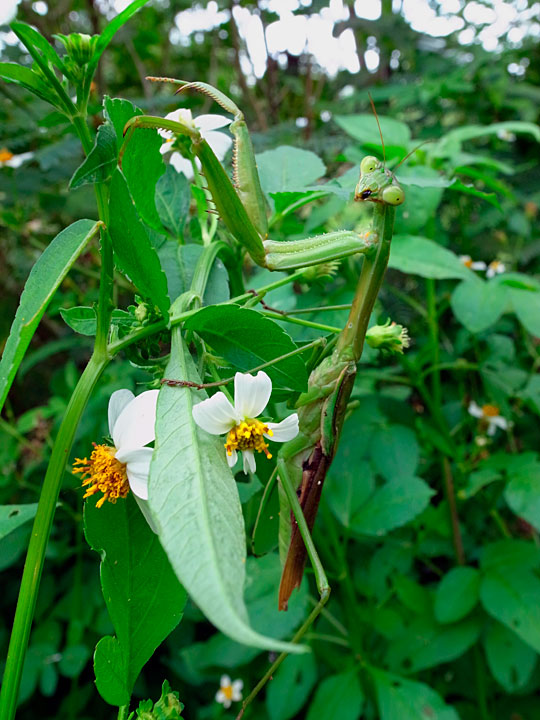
left=148, top=328, right=305, bottom=654
left=0, top=219, right=100, bottom=414
left=0, top=62, right=58, bottom=107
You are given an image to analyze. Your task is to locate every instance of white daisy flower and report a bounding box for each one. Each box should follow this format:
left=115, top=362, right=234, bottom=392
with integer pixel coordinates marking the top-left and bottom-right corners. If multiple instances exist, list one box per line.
left=468, top=401, right=509, bottom=437
left=0, top=148, right=33, bottom=168
left=73, top=389, right=159, bottom=530
left=215, top=675, right=243, bottom=709
left=192, top=371, right=299, bottom=474
left=159, top=108, right=232, bottom=179
left=486, top=260, right=506, bottom=279
left=459, top=255, right=487, bottom=271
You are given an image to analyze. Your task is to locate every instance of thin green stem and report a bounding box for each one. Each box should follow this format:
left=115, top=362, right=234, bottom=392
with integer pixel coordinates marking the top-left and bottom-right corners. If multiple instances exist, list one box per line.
left=285, top=304, right=352, bottom=315
left=0, top=353, right=109, bottom=720
left=262, top=310, right=341, bottom=334
left=426, top=278, right=441, bottom=410
left=117, top=705, right=129, bottom=720
left=474, top=645, right=491, bottom=720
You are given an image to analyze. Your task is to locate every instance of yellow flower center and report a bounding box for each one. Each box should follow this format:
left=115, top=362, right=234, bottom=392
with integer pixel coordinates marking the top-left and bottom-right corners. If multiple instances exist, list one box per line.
left=482, top=404, right=500, bottom=418
left=225, top=419, right=273, bottom=459
left=222, top=684, right=233, bottom=701
left=0, top=148, right=14, bottom=163
left=489, top=260, right=500, bottom=270
left=462, top=257, right=473, bottom=268
left=73, top=443, right=130, bottom=508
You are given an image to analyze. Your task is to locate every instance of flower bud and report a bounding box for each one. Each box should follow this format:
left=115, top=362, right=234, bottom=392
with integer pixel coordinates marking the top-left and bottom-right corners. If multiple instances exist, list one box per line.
left=366, top=320, right=410, bottom=354
left=301, top=260, right=340, bottom=283
left=56, top=33, right=99, bottom=67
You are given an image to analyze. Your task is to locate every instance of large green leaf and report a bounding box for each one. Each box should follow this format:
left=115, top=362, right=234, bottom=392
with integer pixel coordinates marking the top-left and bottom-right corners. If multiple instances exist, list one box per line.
left=148, top=329, right=305, bottom=654
left=108, top=168, right=169, bottom=317
left=435, top=121, right=540, bottom=158
left=256, top=146, right=326, bottom=195
left=266, top=653, right=317, bottom=720
left=69, top=123, right=117, bottom=188
left=306, top=670, right=364, bottom=720
left=155, top=166, right=191, bottom=239
left=484, top=620, right=537, bottom=693
left=84, top=494, right=187, bottom=707
left=508, top=287, right=540, bottom=337
left=389, top=235, right=470, bottom=280
left=0, top=219, right=100, bottom=414
left=0, top=62, right=57, bottom=106
left=434, top=567, right=480, bottom=624
left=183, top=305, right=308, bottom=391
left=371, top=668, right=460, bottom=720
left=350, top=476, right=433, bottom=536
left=334, top=114, right=411, bottom=151
left=370, top=424, right=419, bottom=481
left=480, top=567, right=540, bottom=653
left=451, top=278, right=508, bottom=333
left=0, top=504, right=39, bottom=541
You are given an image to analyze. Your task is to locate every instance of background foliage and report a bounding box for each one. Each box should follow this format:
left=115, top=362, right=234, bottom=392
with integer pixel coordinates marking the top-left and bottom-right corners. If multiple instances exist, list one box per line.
left=1, top=0, right=540, bottom=718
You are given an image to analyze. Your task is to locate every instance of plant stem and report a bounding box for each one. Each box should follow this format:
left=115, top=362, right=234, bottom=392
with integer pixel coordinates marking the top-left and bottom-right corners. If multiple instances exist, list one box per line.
left=426, top=278, right=441, bottom=409
left=443, top=457, right=465, bottom=565
left=262, top=310, right=341, bottom=334
left=0, top=352, right=109, bottom=720
left=117, top=705, right=129, bottom=720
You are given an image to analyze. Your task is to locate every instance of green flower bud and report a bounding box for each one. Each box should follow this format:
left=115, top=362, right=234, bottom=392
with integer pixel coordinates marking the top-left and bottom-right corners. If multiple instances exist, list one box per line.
left=56, top=33, right=99, bottom=67
left=153, top=681, right=184, bottom=719
left=301, top=260, right=341, bottom=283
left=366, top=319, right=410, bottom=354
left=134, top=302, right=149, bottom=324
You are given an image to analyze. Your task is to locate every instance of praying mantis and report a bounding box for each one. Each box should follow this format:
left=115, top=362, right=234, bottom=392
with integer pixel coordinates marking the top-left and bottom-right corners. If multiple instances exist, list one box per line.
left=125, top=79, right=406, bottom=701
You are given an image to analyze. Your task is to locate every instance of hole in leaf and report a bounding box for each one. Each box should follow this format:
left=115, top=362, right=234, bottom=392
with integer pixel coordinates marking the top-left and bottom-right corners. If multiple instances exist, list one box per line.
left=8, top=509, right=20, bottom=518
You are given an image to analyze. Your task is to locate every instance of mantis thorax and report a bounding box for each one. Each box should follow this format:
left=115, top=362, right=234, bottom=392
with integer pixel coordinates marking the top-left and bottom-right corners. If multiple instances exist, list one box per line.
left=354, top=155, right=405, bottom=206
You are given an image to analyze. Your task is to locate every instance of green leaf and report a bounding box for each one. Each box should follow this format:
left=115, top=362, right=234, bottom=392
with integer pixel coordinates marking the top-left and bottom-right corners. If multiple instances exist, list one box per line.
left=104, top=96, right=142, bottom=147
left=69, top=123, right=117, bottom=189
left=480, top=539, right=540, bottom=573
left=326, top=459, right=374, bottom=528
left=88, top=0, right=151, bottom=75
left=108, top=168, right=169, bottom=317
left=389, top=235, right=470, bottom=280
left=394, top=168, right=446, bottom=234
left=0, top=504, right=39, bottom=541
left=504, top=466, right=540, bottom=532
left=508, top=288, right=540, bottom=337
left=60, top=307, right=132, bottom=336
left=183, top=305, right=308, bottom=392
left=451, top=278, right=508, bottom=333
left=148, top=329, right=305, bottom=654
left=484, top=620, right=537, bottom=692
left=0, top=219, right=100, bottom=414
left=334, top=114, right=411, bottom=151
left=480, top=567, right=540, bottom=653
left=256, top=146, right=326, bottom=195
left=84, top=494, right=187, bottom=707
left=0, top=62, right=57, bottom=106
left=435, top=121, right=540, bottom=158
left=371, top=668, right=459, bottom=720
left=306, top=670, right=364, bottom=720
left=370, top=424, right=419, bottom=480
left=266, top=652, right=317, bottom=720
left=448, top=179, right=502, bottom=210
left=350, top=476, right=434, bottom=536
left=434, top=567, right=481, bottom=623
left=155, top=166, right=191, bottom=239
left=10, top=22, right=65, bottom=72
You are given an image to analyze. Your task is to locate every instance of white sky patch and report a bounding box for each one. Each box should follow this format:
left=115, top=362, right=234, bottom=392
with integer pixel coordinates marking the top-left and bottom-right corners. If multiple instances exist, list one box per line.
left=0, top=0, right=20, bottom=25
left=402, top=0, right=465, bottom=36
left=354, top=0, right=382, bottom=21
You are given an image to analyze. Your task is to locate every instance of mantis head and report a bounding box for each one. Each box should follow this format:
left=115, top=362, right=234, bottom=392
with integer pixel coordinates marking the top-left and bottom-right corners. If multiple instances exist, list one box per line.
left=354, top=155, right=405, bottom=206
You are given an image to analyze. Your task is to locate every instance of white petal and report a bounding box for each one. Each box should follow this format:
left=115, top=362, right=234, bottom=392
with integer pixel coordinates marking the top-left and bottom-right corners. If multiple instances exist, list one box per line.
left=160, top=141, right=173, bottom=154
left=192, top=392, right=238, bottom=434
left=215, top=690, right=226, bottom=704
left=196, top=114, right=232, bottom=131
left=487, top=422, right=497, bottom=436
left=108, top=389, right=134, bottom=436
left=486, top=268, right=495, bottom=279
left=497, top=263, right=506, bottom=273
left=265, top=413, right=299, bottom=442
left=134, top=495, right=158, bottom=533
left=168, top=152, right=194, bottom=179
left=232, top=679, right=244, bottom=694
left=471, top=261, right=487, bottom=270
left=227, top=448, right=238, bottom=467
left=234, top=371, right=272, bottom=419
left=223, top=698, right=232, bottom=709
left=221, top=675, right=231, bottom=687
left=6, top=152, right=33, bottom=168
left=468, top=401, right=483, bottom=419
left=206, top=131, right=232, bottom=160
left=119, top=447, right=154, bottom=499
left=242, top=450, right=256, bottom=475
left=112, top=390, right=159, bottom=451
left=492, top=416, right=509, bottom=430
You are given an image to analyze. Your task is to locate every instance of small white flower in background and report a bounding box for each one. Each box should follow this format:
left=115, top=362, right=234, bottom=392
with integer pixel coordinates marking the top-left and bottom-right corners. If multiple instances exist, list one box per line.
left=192, top=371, right=299, bottom=474
left=497, top=128, right=516, bottom=142
left=73, top=389, right=158, bottom=530
left=460, top=255, right=487, bottom=272
left=468, top=401, right=509, bottom=437
left=0, top=148, right=34, bottom=168
left=159, top=108, right=232, bottom=179
left=215, top=675, right=243, bottom=709
left=486, top=260, right=506, bottom=279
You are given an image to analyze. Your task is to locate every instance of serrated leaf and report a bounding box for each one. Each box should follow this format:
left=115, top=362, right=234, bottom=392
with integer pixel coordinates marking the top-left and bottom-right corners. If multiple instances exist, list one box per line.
left=451, top=278, right=508, bottom=333
left=306, top=670, right=364, bottom=720
left=371, top=668, right=460, bottom=720
left=434, top=567, right=481, bottom=624
left=70, top=123, right=117, bottom=188
left=148, top=329, right=305, bottom=654
left=389, top=235, right=470, bottom=280
left=256, top=146, right=326, bottom=195
left=350, top=476, right=434, bottom=536
left=0, top=504, right=39, bottom=541
left=108, top=168, right=169, bottom=317
left=484, top=620, right=537, bottom=692
left=155, top=166, right=191, bottom=238
left=0, top=219, right=100, bottom=414
left=184, top=305, right=308, bottom=392
left=85, top=494, right=186, bottom=707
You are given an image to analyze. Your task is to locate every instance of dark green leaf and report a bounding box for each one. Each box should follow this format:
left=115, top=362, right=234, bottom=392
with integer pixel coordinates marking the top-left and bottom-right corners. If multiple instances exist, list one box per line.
left=504, top=465, right=540, bottom=532
left=370, top=424, right=419, bottom=481
left=256, top=146, right=326, bottom=195
left=155, top=166, right=191, bottom=239
left=480, top=540, right=540, bottom=573
left=69, top=123, right=117, bottom=188
left=434, top=567, right=481, bottom=623
left=85, top=494, right=186, bottom=707
left=451, top=278, right=508, bottom=333
left=0, top=504, right=39, bottom=541
left=0, top=62, right=57, bottom=106
left=108, top=168, right=169, bottom=317
left=484, top=620, right=537, bottom=692
left=306, top=670, right=364, bottom=720
left=508, top=288, right=540, bottom=337
left=371, top=668, right=459, bottom=720
left=184, top=305, right=308, bottom=392
left=0, top=219, right=100, bottom=414
left=266, top=653, right=317, bottom=720
left=334, top=114, right=411, bottom=150
left=389, top=235, right=470, bottom=280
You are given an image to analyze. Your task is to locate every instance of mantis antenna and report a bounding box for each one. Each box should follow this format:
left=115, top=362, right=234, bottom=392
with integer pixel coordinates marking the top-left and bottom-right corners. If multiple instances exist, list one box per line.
left=393, top=139, right=433, bottom=171
left=368, top=91, right=386, bottom=165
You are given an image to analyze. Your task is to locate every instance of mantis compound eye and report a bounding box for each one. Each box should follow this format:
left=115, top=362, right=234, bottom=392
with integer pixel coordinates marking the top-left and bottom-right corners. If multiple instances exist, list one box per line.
left=382, top=185, right=405, bottom=206
left=360, top=156, right=378, bottom=174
